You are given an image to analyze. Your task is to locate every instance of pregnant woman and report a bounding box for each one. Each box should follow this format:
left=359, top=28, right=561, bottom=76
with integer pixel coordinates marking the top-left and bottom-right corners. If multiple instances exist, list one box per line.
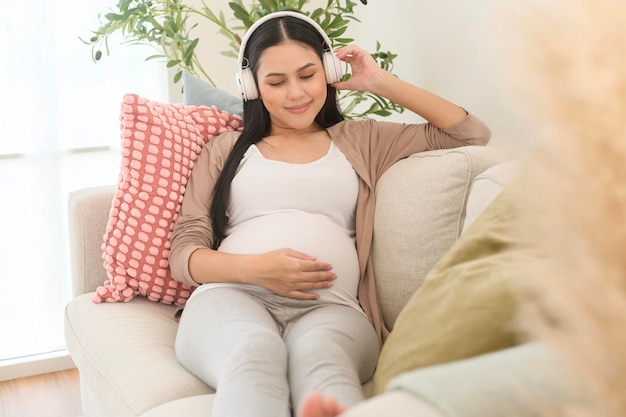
left=168, top=10, right=491, bottom=417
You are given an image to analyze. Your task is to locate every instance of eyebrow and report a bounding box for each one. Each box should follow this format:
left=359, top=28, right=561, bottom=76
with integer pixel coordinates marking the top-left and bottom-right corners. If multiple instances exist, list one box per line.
left=263, top=62, right=317, bottom=78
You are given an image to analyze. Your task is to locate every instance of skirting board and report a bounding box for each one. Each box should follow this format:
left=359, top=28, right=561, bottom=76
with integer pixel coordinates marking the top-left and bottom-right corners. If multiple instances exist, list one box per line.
left=0, top=349, right=76, bottom=382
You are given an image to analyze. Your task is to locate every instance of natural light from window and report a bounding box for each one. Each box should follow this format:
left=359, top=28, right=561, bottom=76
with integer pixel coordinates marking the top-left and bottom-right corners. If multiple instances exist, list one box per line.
left=0, top=0, right=169, bottom=365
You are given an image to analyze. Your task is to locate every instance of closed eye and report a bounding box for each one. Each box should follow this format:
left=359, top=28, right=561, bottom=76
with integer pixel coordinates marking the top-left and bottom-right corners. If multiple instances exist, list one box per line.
left=266, top=73, right=314, bottom=87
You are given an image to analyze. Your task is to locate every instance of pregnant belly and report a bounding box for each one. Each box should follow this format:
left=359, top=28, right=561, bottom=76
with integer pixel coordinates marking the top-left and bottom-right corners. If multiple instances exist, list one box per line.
left=218, top=211, right=360, bottom=304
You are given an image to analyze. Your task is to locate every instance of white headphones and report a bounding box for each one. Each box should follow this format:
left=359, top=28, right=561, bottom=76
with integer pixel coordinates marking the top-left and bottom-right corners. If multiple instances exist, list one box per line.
left=235, top=10, right=344, bottom=101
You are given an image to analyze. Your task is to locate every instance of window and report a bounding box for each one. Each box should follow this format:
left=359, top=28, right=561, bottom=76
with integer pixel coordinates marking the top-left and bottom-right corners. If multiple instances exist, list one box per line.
left=0, top=0, right=168, bottom=370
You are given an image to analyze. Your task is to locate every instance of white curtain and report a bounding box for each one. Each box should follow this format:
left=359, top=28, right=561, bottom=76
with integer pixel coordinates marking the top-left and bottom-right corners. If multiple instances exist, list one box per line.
left=0, top=0, right=168, bottom=362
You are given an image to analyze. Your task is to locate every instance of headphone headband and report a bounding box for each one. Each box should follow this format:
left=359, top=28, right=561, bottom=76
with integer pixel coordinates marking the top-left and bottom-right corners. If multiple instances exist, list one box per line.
left=236, top=11, right=334, bottom=69
left=235, top=10, right=343, bottom=101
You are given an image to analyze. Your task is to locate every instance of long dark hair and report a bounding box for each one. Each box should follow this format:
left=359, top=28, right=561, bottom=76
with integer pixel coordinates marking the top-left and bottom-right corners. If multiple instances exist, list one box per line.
left=209, top=14, right=345, bottom=248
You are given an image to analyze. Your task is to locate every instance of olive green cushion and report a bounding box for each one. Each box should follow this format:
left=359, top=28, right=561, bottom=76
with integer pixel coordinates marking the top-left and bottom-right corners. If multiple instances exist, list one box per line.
left=371, top=187, right=527, bottom=395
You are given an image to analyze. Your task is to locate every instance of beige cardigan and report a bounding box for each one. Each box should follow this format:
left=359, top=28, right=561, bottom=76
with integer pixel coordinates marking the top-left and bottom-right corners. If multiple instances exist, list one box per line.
left=169, top=114, right=491, bottom=345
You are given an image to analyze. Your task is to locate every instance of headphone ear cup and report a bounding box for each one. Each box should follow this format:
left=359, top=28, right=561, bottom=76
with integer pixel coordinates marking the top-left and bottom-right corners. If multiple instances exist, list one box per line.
left=236, top=67, right=259, bottom=101
left=322, top=51, right=343, bottom=84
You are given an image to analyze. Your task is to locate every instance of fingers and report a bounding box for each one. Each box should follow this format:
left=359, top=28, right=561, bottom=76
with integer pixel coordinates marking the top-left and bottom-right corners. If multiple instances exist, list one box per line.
left=334, top=45, right=364, bottom=61
left=300, top=260, right=334, bottom=272
left=282, top=270, right=336, bottom=300
left=287, top=271, right=336, bottom=299
left=283, top=247, right=318, bottom=260
left=258, top=248, right=337, bottom=299
left=332, top=44, right=381, bottom=92
left=281, top=248, right=333, bottom=272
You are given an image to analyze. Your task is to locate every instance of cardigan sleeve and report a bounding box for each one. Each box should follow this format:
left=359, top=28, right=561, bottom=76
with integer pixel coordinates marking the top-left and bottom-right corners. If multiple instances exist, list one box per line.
left=371, top=111, right=492, bottom=160
left=168, top=132, right=238, bottom=286
left=428, top=111, right=492, bottom=149
left=329, top=111, right=491, bottom=184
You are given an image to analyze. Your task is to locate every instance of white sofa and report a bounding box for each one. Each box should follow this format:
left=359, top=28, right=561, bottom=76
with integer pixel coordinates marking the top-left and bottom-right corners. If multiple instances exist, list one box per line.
left=64, top=145, right=515, bottom=417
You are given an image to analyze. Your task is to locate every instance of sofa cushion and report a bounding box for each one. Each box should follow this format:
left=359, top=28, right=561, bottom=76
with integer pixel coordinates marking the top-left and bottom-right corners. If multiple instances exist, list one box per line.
left=372, top=146, right=508, bottom=329
left=463, top=160, right=520, bottom=233
left=387, top=343, right=576, bottom=417
left=65, top=294, right=213, bottom=416
left=139, top=394, right=214, bottom=417
left=371, top=186, right=527, bottom=395
left=95, top=94, right=243, bottom=305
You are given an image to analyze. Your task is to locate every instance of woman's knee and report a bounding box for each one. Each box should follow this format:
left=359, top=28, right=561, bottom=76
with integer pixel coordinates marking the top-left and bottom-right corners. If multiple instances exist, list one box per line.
left=176, top=318, right=289, bottom=387
left=174, top=288, right=285, bottom=379
left=286, top=307, right=379, bottom=382
left=287, top=307, right=378, bottom=364
left=223, top=327, right=288, bottom=378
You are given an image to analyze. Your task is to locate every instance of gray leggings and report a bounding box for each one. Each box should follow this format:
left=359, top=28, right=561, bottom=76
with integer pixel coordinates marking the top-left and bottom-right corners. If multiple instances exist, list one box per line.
left=175, top=287, right=379, bottom=417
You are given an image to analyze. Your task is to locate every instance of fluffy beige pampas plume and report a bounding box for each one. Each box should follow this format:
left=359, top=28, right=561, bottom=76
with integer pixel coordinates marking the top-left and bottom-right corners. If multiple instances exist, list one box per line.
left=512, top=1, right=626, bottom=416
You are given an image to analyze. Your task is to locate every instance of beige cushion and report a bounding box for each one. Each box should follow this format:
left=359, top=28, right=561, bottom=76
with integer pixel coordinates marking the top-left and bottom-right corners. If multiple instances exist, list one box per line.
left=463, top=160, right=520, bottom=233
left=371, top=187, right=526, bottom=395
left=387, top=343, right=576, bottom=417
left=139, top=395, right=214, bottom=417
left=373, top=146, right=508, bottom=329
left=64, top=294, right=212, bottom=417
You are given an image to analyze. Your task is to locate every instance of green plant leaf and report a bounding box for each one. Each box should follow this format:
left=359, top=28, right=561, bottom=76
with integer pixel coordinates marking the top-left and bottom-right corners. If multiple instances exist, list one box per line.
left=173, top=69, right=183, bottom=83
left=221, top=50, right=238, bottom=59
left=327, top=26, right=347, bottom=38
left=105, top=13, right=123, bottom=21
left=310, top=8, right=323, bottom=21
left=183, top=38, right=199, bottom=66
left=85, top=0, right=403, bottom=119
left=334, top=37, right=353, bottom=44
left=229, top=2, right=251, bottom=23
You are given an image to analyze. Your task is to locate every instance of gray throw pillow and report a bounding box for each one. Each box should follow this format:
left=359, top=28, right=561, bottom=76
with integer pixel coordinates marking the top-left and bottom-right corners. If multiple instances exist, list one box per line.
left=183, top=71, right=244, bottom=117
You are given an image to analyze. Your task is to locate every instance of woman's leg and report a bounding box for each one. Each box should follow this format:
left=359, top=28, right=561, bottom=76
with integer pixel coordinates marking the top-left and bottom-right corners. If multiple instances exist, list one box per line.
left=175, top=287, right=291, bottom=417
left=284, top=304, right=379, bottom=413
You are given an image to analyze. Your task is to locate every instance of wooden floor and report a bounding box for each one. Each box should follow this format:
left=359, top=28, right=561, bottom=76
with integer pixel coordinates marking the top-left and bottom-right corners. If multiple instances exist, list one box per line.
left=0, top=368, right=82, bottom=417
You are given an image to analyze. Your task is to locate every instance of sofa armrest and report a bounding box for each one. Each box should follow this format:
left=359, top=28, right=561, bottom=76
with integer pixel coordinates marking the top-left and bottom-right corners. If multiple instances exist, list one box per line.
left=68, top=185, right=115, bottom=296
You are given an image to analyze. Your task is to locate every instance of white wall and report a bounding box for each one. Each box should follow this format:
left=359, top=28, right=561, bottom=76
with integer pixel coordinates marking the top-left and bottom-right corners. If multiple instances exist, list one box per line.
left=172, top=0, right=535, bottom=154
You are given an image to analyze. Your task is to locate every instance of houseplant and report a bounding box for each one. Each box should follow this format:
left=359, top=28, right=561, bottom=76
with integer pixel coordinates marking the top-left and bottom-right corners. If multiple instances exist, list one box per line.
left=85, top=0, right=404, bottom=119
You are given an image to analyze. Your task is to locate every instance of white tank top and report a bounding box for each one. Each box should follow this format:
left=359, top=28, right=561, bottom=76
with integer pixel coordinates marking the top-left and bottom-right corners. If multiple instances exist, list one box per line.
left=189, top=141, right=362, bottom=312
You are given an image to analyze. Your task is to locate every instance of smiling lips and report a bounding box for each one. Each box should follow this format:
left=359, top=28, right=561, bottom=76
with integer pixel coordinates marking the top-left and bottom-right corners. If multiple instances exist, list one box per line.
left=286, top=102, right=311, bottom=114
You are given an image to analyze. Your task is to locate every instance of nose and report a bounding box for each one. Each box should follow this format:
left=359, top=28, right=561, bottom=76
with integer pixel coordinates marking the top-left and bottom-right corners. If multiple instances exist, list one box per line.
left=286, top=81, right=305, bottom=100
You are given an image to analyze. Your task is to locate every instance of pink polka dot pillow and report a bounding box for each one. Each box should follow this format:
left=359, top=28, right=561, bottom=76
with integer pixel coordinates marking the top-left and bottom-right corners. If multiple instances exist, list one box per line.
left=94, top=93, right=243, bottom=305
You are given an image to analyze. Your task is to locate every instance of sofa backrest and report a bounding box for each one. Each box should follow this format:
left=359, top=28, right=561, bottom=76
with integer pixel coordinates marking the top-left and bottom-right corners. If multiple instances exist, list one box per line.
left=372, top=146, right=510, bottom=330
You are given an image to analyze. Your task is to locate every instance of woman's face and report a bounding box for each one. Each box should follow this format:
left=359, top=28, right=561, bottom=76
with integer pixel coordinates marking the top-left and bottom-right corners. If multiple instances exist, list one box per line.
left=256, top=40, right=328, bottom=134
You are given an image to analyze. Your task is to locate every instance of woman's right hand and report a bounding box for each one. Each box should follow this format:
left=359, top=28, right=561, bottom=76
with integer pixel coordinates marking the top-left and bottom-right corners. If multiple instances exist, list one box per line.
left=248, top=248, right=337, bottom=300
